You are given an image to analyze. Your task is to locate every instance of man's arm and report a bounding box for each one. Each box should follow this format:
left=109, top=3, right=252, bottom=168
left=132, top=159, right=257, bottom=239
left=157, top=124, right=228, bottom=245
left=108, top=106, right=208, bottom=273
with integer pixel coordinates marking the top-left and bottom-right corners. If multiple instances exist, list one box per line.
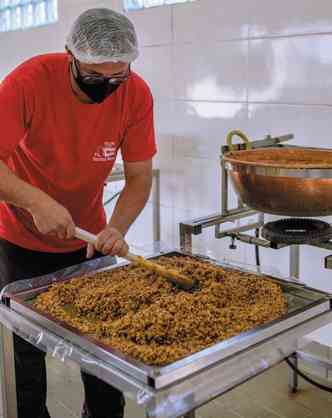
left=109, top=159, right=153, bottom=235
left=88, top=159, right=153, bottom=257
left=0, top=74, right=76, bottom=240
left=0, top=160, right=43, bottom=209
left=0, top=160, right=76, bottom=239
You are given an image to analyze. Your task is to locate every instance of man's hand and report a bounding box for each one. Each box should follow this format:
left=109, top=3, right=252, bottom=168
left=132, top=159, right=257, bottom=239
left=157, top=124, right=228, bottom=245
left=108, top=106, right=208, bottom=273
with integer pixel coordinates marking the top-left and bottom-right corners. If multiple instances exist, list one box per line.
left=28, top=196, right=76, bottom=240
left=86, top=226, right=129, bottom=258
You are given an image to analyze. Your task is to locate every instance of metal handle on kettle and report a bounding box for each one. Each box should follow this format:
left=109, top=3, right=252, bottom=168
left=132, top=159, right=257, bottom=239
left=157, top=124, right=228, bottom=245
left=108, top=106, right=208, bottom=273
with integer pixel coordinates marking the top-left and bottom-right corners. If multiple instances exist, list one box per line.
left=226, top=129, right=252, bottom=151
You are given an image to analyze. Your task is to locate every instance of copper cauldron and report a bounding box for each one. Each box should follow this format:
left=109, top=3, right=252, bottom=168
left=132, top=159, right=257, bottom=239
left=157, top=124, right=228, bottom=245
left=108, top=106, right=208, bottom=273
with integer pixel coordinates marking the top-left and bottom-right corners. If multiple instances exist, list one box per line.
left=224, top=147, right=332, bottom=217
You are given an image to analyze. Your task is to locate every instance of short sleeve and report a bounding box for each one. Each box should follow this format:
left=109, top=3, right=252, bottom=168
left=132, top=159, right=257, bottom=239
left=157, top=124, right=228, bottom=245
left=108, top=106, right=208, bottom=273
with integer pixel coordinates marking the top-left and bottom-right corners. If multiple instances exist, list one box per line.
left=0, top=76, right=32, bottom=160
left=120, top=76, right=157, bottom=162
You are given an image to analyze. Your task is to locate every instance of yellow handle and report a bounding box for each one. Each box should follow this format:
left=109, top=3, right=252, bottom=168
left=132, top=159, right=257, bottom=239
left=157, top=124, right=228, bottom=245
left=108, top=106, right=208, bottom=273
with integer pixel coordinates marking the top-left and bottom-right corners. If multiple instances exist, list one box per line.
left=226, top=130, right=252, bottom=151
left=75, top=228, right=195, bottom=290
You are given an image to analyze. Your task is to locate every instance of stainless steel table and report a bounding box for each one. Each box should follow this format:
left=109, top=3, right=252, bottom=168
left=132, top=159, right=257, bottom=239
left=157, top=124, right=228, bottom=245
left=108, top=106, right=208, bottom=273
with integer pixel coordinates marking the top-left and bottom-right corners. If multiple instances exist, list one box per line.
left=1, top=249, right=332, bottom=418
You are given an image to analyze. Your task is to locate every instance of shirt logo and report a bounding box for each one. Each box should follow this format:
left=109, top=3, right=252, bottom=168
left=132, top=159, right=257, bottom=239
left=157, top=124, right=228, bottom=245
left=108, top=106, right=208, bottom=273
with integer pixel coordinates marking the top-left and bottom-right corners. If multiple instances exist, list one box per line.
left=93, top=141, right=117, bottom=162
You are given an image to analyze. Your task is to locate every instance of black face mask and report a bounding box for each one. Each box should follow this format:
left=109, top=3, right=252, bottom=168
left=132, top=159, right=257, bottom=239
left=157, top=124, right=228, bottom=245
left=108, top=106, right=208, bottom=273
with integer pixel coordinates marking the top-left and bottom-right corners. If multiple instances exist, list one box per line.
left=71, top=61, right=122, bottom=104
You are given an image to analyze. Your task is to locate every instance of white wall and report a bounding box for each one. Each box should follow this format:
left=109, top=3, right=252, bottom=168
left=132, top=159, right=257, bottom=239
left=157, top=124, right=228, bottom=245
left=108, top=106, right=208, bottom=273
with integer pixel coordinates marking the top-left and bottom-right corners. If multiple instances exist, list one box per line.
left=1, top=0, right=332, bottom=338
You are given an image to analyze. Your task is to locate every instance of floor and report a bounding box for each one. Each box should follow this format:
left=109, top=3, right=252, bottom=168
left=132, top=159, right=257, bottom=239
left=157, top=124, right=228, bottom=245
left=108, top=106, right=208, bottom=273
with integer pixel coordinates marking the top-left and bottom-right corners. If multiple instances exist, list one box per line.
left=46, top=358, right=332, bottom=418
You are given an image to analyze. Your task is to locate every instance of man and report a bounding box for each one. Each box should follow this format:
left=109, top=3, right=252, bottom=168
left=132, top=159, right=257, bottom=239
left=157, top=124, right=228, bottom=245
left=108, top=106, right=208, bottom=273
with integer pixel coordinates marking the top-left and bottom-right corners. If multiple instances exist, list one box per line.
left=0, top=7, right=156, bottom=418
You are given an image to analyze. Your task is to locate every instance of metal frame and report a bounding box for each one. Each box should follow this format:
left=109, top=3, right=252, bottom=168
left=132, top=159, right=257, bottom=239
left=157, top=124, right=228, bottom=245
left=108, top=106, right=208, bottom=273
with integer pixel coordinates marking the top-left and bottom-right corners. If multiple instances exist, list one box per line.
left=179, top=133, right=332, bottom=397
left=179, top=133, right=332, bottom=267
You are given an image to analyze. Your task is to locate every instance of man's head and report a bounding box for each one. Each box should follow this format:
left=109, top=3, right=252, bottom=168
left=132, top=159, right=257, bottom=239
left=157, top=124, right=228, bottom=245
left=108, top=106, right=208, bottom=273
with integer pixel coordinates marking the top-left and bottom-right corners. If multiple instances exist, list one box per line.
left=66, top=8, right=138, bottom=103
left=66, top=8, right=138, bottom=65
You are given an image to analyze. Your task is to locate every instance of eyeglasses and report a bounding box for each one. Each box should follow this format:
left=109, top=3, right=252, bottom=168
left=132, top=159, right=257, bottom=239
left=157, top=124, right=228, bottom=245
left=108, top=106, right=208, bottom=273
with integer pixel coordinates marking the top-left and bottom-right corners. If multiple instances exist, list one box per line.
left=73, top=59, right=131, bottom=85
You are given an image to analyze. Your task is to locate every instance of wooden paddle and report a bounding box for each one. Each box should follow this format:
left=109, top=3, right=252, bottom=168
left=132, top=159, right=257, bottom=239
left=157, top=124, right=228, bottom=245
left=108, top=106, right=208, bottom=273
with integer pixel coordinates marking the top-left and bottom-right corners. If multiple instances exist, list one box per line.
left=74, top=227, right=196, bottom=290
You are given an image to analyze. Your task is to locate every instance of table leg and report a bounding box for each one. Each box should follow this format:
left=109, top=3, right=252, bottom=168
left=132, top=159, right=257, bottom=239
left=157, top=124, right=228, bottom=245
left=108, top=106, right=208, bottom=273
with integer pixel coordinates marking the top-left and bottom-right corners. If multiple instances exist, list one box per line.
left=288, top=353, right=298, bottom=393
left=0, top=325, right=17, bottom=418
left=288, top=247, right=300, bottom=394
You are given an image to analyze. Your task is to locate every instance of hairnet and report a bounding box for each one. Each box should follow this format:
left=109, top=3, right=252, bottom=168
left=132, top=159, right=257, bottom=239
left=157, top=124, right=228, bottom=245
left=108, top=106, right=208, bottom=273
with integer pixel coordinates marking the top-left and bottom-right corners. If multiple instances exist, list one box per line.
left=66, top=8, right=139, bottom=64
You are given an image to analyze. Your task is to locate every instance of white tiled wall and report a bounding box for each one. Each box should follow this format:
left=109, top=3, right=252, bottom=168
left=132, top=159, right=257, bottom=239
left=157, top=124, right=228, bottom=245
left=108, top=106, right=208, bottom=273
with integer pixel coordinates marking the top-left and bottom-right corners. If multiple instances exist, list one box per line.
left=1, top=0, right=332, bottom=340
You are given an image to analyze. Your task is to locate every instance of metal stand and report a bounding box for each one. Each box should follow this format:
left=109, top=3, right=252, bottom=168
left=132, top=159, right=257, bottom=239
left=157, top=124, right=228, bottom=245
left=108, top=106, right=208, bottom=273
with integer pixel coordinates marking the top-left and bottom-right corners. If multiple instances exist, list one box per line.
left=290, top=246, right=300, bottom=280
left=152, top=170, right=161, bottom=243
left=288, top=246, right=300, bottom=393
left=179, top=133, right=332, bottom=397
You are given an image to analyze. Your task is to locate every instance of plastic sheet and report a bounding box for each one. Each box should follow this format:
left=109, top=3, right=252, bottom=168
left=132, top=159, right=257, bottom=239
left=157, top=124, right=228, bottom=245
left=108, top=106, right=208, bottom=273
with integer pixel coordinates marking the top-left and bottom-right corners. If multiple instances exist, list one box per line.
left=1, top=254, right=115, bottom=300
left=0, top=304, right=151, bottom=400
left=0, top=243, right=331, bottom=418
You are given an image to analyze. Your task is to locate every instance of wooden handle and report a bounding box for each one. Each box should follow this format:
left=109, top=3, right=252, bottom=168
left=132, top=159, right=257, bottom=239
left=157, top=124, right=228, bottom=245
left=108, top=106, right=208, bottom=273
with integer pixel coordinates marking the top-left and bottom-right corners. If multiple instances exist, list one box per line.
left=126, top=254, right=195, bottom=290
left=125, top=252, right=142, bottom=263
left=75, top=227, right=98, bottom=245
left=74, top=227, right=195, bottom=290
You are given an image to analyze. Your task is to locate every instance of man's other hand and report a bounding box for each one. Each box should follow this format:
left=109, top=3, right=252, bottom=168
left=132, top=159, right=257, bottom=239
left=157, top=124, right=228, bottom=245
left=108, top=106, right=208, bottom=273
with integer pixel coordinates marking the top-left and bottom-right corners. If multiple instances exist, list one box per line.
left=86, top=226, right=128, bottom=258
left=29, top=196, right=75, bottom=240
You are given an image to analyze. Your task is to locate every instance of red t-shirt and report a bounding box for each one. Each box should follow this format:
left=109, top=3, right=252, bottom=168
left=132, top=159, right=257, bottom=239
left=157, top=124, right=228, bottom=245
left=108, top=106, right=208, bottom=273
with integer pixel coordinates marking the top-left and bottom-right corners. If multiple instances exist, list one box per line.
left=0, top=53, right=156, bottom=252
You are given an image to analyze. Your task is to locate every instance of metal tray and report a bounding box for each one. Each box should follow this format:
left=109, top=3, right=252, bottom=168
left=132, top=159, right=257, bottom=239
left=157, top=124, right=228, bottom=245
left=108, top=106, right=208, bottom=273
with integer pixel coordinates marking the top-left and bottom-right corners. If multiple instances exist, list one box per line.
left=3, top=251, right=332, bottom=389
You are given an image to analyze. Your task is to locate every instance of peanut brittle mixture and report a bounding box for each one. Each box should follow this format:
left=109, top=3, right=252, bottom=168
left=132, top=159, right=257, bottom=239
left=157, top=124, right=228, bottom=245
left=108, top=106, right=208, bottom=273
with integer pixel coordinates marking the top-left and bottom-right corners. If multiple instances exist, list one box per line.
left=34, top=255, right=287, bottom=366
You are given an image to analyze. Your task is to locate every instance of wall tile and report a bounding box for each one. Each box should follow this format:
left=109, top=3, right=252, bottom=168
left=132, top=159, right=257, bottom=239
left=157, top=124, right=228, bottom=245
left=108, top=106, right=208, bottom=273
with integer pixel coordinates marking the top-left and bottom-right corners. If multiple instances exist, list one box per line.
left=172, top=101, right=248, bottom=160
left=154, top=155, right=176, bottom=208
left=248, top=103, right=332, bottom=148
left=174, top=40, right=248, bottom=101
left=133, top=45, right=174, bottom=99
left=154, top=99, right=174, bottom=158
left=173, top=0, right=250, bottom=43
left=248, top=35, right=332, bottom=105
left=249, top=0, right=332, bottom=38
left=172, top=157, right=220, bottom=213
left=153, top=100, right=175, bottom=208
left=124, top=4, right=172, bottom=46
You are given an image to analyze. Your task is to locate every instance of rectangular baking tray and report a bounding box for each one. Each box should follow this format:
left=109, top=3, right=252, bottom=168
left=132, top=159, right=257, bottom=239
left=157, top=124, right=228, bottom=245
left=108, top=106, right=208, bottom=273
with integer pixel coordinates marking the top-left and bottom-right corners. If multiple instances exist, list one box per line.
left=4, top=250, right=332, bottom=389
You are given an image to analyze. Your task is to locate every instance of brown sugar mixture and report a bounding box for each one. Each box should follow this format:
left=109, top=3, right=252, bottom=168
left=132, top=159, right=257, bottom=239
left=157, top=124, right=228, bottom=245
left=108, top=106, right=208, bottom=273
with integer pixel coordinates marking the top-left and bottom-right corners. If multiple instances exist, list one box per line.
left=34, top=255, right=287, bottom=366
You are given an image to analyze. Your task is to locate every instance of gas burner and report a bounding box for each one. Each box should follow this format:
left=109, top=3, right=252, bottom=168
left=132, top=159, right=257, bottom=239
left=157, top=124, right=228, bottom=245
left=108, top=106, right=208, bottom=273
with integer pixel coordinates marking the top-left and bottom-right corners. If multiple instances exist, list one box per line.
left=262, top=218, right=332, bottom=245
